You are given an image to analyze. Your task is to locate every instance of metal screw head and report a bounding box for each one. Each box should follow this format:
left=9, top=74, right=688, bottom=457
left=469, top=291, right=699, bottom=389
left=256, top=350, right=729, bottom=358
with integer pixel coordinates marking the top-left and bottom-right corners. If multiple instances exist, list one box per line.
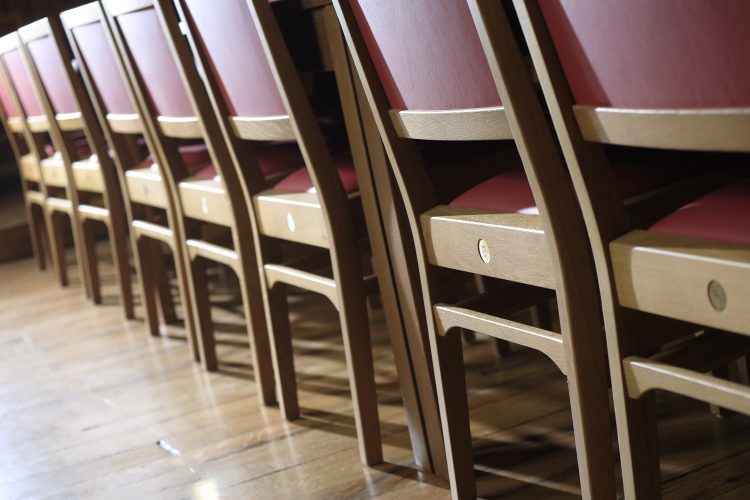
left=478, top=239, right=491, bottom=264
left=708, top=280, right=727, bottom=311
left=286, top=213, right=296, bottom=233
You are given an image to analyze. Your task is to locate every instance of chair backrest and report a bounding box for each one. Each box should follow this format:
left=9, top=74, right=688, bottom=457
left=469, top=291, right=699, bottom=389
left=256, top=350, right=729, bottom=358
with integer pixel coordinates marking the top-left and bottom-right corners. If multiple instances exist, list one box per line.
left=535, top=0, right=750, bottom=153
left=0, top=73, right=19, bottom=119
left=67, top=17, right=136, bottom=116
left=182, top=0, right=286, bottom=118
left=113, top=6, right=195, bottom=118
left=539, top=0, right=750, bottom=109
left=349, top=0, right=500, bottom=111
left=2, top=48, right=44, bottom=118
left=24, top=34, right=79, bottom=115
left=0, top=33, right=49, bottom=167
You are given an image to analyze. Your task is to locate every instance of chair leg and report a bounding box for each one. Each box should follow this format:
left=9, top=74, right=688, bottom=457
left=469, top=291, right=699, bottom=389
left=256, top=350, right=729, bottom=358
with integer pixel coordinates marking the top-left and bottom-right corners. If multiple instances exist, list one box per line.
left=186, top=256, right=216, bottom=370
left=134, top=236, right=160, bottom=336
left=337, top=280, right=382, bottom=466
left=236, top=254, right=276, bottom=405
left=82, top=219, right=102, bottom=304
left=151, top=242, right=177, bottom=325
left=609, top=312, right=662, bottom=500
left=617, top=393, right=661, bottom=499
left=26, top=202, right=46, bottom=271
left=47, top=210, right=68, bottom=287
left=109, top=217, right=135, bottom=319
left=171, top=240, right=200, bottom=362
left=266, top=283, right=298, bottom=417
left=431, top=328, right=476, bottom=499
left=69, top=210, right=94, bottom=300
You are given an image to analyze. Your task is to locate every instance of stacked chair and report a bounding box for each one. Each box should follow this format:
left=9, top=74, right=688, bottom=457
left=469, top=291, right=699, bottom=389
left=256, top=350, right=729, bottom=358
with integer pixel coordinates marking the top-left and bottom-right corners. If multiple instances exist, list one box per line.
left=19, top=17, right=135, bottom=317
left=0, top=41, right=49, bottom=272
left=0, top=31, right=94, bottom=297
left=1, top=0, right=748, bottom=498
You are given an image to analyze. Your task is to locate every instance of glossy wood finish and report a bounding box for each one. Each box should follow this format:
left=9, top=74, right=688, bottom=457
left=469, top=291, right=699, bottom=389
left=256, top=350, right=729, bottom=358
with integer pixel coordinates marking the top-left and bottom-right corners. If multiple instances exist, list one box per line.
left=5, top=253, right=750, bottom=498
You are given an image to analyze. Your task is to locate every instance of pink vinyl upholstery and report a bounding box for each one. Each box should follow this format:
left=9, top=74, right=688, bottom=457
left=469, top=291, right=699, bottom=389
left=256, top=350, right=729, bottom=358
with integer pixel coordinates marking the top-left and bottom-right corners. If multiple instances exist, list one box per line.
left=26, top=36, right=79, bottom=114
left=140, top=143, right=210, bottom=170
left=43, top=132, right=92, bottom=158
left=3, top=49, right=43, bottom=116
left=349, top=0, right=501, bottom=110
left=0, top=74, right=18, bottom=118
left=539, top=0, right=750, bottom=108
left=451, top=160, right=704, bottom=214
left=183, top=0, right=287, bottom=118
left=650, top=177, right=750, bottom=247
left=71, top=21, right=135, bottom=115
left=275, top=155, right=358, bottom=194
left=187, top=143, right=302, bottom=181
left=116, top=8, right=195, bottom=117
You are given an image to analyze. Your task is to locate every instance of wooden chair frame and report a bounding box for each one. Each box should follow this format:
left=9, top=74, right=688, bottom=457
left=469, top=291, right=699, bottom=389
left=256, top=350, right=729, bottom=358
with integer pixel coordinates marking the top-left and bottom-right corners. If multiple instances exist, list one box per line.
left=0, top=33, right=50, bottom=272
left=512, top=0, right=750, bottom=498
left=100, top=0, right=281, bottom=406
left=17, top=16, right=135, bottom=318
left=170, top=0, right=383, bottom=465
left=0, top=29, right=93, bottom=298
left=60, top=1, right=199, bottom=353
left=334, top=0, right=619, bottom=497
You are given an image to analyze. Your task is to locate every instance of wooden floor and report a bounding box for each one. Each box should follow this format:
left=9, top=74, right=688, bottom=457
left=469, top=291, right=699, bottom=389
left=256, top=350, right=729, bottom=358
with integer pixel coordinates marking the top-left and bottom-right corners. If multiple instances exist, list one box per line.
left=2, top=249, right=750, bottom=499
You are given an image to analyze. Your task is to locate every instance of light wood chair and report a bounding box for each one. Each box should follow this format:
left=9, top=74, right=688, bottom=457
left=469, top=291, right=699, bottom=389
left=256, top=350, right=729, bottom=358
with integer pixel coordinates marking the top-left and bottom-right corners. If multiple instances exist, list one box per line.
left=99, top=0, right=285, bottom=410
left=512, top=0, right=750, bottom=498
left=334, top=1, right=622, bottom=496
left=0, top=38, right=49, bottom=272
left=168, top=0, right=383, bottom=465
left=60, top=2, right=206, bottom=351
left=16, top=16, right=136, bottom=318
left=0, top=30, right=93, bottom=298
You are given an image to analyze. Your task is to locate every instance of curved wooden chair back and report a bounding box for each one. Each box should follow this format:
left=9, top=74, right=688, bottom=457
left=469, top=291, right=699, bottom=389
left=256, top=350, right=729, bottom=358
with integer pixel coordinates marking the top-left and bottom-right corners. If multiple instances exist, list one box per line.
left=61, top=2, right=155, bottom=200
left=0, top=34, right=51, bottom=173
left=19, top=18, right=121, bottom=211
left=336, top=0, right=616, bottom=497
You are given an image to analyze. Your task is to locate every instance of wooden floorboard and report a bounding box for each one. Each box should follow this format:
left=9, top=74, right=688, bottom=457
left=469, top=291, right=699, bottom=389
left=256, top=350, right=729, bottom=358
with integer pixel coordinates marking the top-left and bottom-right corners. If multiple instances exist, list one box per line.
left=1, top=250, right=750, bottom=499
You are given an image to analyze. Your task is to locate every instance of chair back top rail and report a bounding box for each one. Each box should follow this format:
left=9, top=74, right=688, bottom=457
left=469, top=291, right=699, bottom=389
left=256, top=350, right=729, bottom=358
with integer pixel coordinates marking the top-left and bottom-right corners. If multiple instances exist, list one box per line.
left=539, top=0, right=750, bottom=151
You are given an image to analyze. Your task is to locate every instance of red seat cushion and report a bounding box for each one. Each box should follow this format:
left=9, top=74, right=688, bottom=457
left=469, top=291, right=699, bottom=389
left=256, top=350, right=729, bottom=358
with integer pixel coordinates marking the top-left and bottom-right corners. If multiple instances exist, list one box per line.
left=141, top=143, right=210, bottom=170
left=450, top=161, right=704, bottom=214
left=649, top=177, right=750, bottom=246
left=274, top=155, right=358, bottom=194
left=255, top=142, right=305, bottom=177
left=190, top=164, right=219, bottom=181
left=44, top=132, right=92, bottom=159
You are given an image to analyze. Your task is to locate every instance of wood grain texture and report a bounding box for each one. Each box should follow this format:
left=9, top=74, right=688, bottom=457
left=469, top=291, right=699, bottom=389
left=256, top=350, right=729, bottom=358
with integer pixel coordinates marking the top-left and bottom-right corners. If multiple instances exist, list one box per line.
left=612, top=230, right=750, bottom=336
left=4, top=253, right=750, bottom=498
left=389, top=107, right=512, bottom=141
left=574, top=105, right=750, bottom=152
left=230, top=114, right=295, bottom=141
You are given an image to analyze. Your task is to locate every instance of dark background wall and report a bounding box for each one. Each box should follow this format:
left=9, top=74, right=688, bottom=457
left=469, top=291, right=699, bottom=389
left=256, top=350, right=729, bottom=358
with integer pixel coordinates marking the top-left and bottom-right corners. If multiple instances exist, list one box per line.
left=0, top=0, right=87, bottom=32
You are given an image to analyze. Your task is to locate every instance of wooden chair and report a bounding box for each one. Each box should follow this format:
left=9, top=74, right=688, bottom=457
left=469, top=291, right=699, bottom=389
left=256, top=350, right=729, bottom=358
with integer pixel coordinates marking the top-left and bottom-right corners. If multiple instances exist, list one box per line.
left=512, top=0, right=750, bottom=497
left=334, top=1, right=624, bottom=496
left=167, top=0, right=383, bottom=465
left=0, top=31, right=93, bottom=298
left=0, top=37, right=49, bottom=272
left=60, top=2, right=206, bottom=352
left=15, top=17, right=136, bottom=318
left=98, top=0, right=285, bottom=410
